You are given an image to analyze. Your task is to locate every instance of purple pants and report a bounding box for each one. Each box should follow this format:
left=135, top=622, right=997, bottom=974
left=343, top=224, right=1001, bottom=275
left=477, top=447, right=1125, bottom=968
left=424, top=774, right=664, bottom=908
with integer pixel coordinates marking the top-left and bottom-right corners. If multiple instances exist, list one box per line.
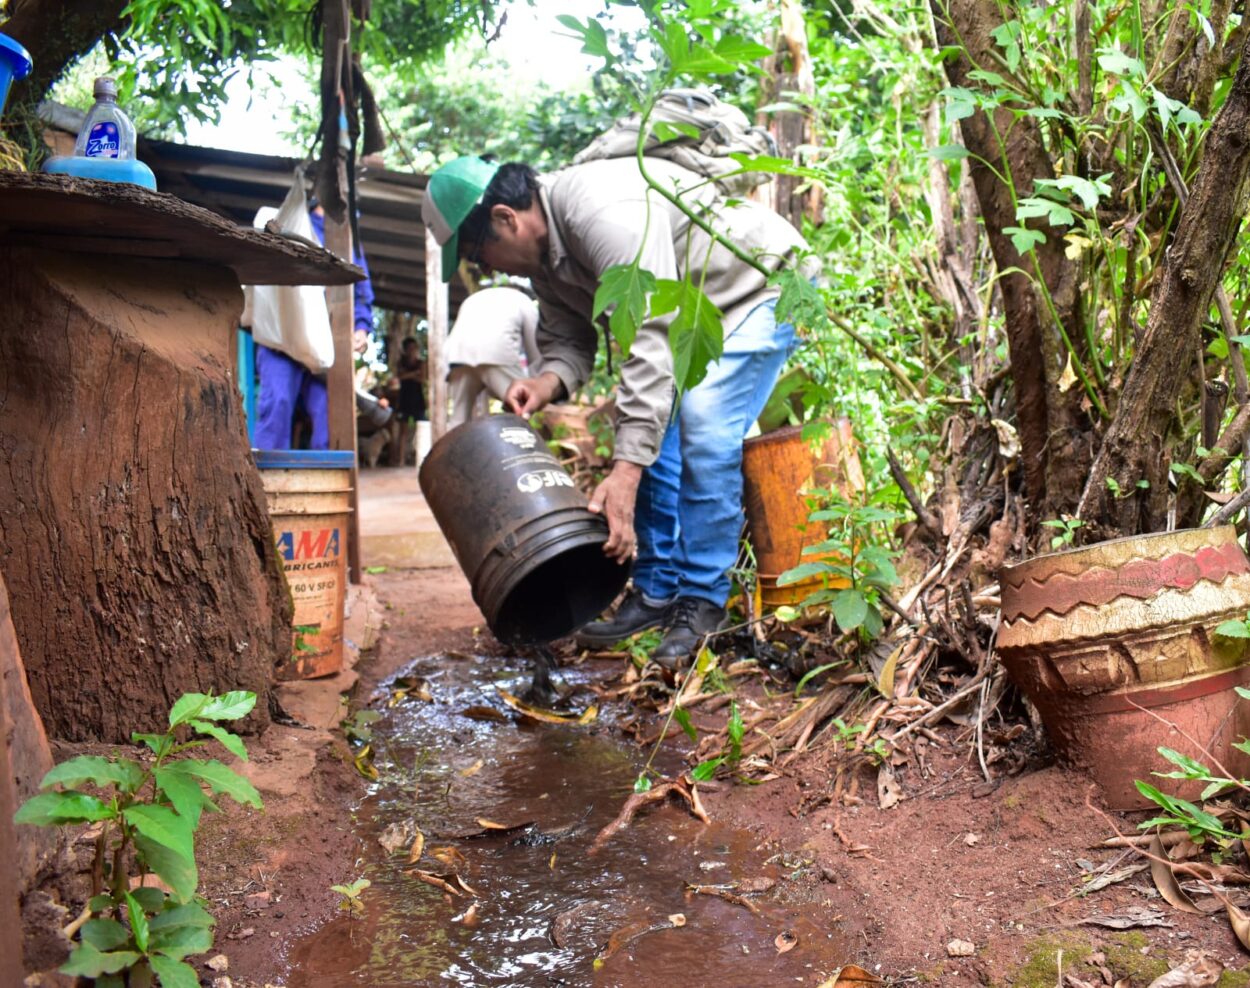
left=253, top=345, right=329, bottom=450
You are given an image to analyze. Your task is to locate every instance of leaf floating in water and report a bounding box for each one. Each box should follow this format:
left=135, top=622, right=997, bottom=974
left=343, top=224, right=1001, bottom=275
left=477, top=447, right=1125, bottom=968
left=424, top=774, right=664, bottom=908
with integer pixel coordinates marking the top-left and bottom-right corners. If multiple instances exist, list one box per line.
left=455, top=902, right=480, bottom=927
left=497, top=688, right=598, bottom=725
left=667, top=913, right=686, bottom=927
left=353, top=744, right=379, bottom=781
left=405, top=869, right=465, bottom=897
left=775, top=930, right=798, bottom=954
left=549, top=850, right=557, bottom=870
left=377, top=820, right=413, bottom=855
left=594, top=913, right=687, bottom=969
left=461, top=705, right=508, bottom=723
left=476, top=818, right=509, bottom=830
left=428, top=846, right=467, bottom=869
left=408, top=828, right=425, bottom=864
left=388, top=676, right=434, bottom=707
left=459, top=759, right=484, bottom=778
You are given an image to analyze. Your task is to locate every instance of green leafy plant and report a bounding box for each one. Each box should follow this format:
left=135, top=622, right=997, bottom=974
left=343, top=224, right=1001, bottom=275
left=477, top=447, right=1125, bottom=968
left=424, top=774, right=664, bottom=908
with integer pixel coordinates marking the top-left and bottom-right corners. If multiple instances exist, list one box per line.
left=690, top=700, right=744, bottom=781
left=331, top=878, right=371, bottom=917
left=1041, top=516, right=1084, bottom=550
left=14, top=691, right=262, bottom=987
left=778, top=492, right=902, bottom=639
left=1135, top=748, right=1245, bottom=845
left=1214, top=611, right=1250, bottom=640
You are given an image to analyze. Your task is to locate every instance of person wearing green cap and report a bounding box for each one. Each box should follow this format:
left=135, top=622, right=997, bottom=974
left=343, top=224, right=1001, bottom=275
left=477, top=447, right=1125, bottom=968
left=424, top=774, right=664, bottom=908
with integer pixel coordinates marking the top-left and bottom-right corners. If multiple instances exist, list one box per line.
left=422, top=154, right=810, bottom=667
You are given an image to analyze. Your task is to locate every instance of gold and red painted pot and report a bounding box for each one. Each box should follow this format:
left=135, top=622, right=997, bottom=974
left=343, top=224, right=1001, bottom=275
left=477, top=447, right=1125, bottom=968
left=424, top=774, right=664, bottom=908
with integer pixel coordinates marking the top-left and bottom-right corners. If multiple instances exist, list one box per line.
left=999, top=526, right=1250, bottom=808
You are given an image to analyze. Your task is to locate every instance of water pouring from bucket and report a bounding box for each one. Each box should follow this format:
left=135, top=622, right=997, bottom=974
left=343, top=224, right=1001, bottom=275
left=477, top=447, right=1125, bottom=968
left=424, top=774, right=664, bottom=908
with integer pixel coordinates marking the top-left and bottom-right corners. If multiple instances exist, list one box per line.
left=418, top=414, right=630, bottom=701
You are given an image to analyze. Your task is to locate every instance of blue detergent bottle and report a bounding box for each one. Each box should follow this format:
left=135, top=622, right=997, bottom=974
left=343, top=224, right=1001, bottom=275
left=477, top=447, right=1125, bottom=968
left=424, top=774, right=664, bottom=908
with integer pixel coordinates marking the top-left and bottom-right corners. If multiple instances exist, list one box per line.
left=43, top=76, right=157, bottom=190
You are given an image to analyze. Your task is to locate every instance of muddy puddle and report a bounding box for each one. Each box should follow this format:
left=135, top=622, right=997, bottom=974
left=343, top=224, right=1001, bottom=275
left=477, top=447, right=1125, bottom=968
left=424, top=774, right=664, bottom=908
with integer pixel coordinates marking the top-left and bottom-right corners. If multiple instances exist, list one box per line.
left=286, top=653, right=854, bottom=987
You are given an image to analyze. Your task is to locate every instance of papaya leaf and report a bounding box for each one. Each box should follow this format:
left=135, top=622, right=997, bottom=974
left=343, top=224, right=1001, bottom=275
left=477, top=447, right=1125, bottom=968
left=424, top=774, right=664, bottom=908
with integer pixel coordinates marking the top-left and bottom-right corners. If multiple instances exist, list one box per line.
left=593, top=261, right=656, bottom=355
left=652, top=278, right=723, bottom=391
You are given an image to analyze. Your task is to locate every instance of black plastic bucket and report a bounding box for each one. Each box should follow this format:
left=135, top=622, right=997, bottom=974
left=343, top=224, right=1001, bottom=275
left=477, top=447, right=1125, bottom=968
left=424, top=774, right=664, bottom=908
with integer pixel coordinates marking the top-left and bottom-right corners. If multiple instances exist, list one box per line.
left=418, top=414, right=630, bottom=644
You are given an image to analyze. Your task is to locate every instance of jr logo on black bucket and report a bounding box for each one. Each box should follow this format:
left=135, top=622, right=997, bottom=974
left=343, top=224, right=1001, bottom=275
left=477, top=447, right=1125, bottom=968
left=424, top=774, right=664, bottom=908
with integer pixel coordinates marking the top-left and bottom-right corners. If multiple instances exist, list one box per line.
left=517, top=470, right=575, bottom=493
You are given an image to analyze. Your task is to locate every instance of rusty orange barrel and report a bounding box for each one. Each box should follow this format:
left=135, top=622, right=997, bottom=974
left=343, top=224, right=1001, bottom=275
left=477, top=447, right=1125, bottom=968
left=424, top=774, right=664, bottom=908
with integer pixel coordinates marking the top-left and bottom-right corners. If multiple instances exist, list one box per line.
left=742, top=420, right=864, bottom=609
left=999, top=526, right=1250, bottom=808
left=255, top=449, right=353, bottom=680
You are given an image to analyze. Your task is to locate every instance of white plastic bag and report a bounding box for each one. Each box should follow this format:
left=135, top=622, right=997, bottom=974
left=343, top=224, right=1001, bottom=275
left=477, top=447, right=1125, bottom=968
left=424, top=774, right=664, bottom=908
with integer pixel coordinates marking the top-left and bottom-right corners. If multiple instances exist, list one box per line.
left=244, top=171, right=335, bottom=373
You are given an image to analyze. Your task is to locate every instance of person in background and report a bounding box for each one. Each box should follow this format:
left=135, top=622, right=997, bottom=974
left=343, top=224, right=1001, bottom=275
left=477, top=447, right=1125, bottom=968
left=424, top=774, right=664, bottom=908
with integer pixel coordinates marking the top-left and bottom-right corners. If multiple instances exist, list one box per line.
left=445, top=285, right=541, bottom=427
left=422, top=155, right=809, bottom=667
left=252, top=201, right=375, bottom=449
left=393, top=337, right=426, bottom=464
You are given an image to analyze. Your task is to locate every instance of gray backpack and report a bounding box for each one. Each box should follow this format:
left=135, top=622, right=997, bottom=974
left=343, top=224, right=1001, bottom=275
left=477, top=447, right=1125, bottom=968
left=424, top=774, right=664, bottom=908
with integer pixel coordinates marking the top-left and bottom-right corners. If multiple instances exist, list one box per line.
left=572, top=87, right=777, bottom=195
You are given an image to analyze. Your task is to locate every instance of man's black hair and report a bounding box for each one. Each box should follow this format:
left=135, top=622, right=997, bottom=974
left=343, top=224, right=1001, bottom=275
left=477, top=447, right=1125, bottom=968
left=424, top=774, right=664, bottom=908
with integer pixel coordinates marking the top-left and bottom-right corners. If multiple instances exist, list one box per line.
left=458, top=163, right=541, bottom=260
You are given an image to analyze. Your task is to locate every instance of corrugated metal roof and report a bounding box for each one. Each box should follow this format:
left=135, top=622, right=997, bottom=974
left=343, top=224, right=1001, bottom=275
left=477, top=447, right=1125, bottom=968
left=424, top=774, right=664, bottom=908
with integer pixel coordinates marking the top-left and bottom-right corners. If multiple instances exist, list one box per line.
left=139, top=139, right=460, bottom=314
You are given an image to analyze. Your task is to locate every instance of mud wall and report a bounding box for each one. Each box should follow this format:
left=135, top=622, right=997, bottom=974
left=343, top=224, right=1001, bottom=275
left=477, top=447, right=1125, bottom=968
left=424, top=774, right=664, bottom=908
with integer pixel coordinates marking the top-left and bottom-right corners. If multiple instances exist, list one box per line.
left=0, top=247, right=291, bottom=741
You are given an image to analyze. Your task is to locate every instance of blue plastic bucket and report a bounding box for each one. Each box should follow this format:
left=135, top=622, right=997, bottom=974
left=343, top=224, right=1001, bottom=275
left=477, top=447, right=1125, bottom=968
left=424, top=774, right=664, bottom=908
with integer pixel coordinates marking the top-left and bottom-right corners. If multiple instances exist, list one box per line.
left=0, top=34, right=32, bottom=116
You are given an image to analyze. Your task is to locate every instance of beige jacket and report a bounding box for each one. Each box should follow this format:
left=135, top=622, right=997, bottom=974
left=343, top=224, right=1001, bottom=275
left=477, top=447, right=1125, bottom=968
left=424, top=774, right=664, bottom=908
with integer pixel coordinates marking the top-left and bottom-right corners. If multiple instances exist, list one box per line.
left=531, top=157, right=810, bottom=466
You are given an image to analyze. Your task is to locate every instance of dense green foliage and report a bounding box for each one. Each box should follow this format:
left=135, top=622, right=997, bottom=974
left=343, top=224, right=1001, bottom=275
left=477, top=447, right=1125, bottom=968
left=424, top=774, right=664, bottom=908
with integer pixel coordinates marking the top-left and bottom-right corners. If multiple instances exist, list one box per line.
left=14, top=693, right=262, bottom=986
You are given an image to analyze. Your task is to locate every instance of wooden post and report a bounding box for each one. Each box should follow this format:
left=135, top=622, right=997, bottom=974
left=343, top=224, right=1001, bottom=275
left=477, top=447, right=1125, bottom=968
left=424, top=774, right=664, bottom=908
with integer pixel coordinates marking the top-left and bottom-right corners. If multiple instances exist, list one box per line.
left=323, top=217, right=362, bottom=583
left=426, top=226, right=450, bottom=441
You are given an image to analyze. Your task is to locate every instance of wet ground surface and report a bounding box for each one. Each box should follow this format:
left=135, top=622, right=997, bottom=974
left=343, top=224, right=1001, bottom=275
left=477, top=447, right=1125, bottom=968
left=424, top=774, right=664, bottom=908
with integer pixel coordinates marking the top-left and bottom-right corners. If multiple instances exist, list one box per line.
left=284, top=651, right=852, bottom=987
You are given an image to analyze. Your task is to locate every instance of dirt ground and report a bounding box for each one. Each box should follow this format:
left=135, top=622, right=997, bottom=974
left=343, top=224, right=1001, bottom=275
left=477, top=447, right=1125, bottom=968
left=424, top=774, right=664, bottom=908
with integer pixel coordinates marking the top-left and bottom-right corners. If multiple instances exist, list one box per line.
left=148, top=566, right=1250, bottom=986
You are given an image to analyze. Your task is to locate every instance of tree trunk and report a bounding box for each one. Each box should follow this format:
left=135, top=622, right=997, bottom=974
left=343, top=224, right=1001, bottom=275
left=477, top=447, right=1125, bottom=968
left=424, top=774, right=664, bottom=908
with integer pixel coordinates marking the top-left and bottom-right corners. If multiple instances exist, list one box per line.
left=759, top=0, right=819, bottom=230
left=1078, top=27, right=1250, bottom=534
left=1, top=0, right=128, bottom=132
left=0, top=248, right=291, bottom=741
left=931, top=0, right=1092, bottom=516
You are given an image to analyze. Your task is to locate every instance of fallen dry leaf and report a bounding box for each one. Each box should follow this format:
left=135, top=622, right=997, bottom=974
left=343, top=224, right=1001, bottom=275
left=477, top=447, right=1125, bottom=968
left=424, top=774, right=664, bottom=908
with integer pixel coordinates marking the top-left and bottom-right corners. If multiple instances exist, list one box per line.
left=405, top=869, right=463, bottom=897
left=946, top=939, right=975, bottom=957
left=459, top=759, right=484, bottom=778
left=476, top=818, right=509, bottom=830
left=877, top=763, right=901, bottom=810
left=497, top=688, right=597, bottom=725
left=1078, top=906, right=1173, bottom=930
left=455, top=902, right=479, bottom=927
left=408, top=827, right=425, bottom=864
left=589, top=778, right=709, bottom=854
left=428, top=845, right=466, bottom=869
left=377, top=820, right=413, bottom=855
left=1145, top=949, right=1224, bottom=987
left=1149, top=835, right=1202, bottom=914
left=775, top=930, right=798, bottom=954
left=667, top=913, right=686, bottom=927
left=1227, top=901, right=1250, bottom=952
left=594, top=914, right=686, bottom=968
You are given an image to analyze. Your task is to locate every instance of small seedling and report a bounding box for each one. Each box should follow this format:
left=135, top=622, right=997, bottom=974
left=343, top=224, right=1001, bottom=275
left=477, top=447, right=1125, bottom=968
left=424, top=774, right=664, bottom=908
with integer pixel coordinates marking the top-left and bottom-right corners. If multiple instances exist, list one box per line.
left=332, top=878, right=371, bottom=917
left=1041, top=515, right=1084, bottom=549
left=342, top=708, right=384, bottom=745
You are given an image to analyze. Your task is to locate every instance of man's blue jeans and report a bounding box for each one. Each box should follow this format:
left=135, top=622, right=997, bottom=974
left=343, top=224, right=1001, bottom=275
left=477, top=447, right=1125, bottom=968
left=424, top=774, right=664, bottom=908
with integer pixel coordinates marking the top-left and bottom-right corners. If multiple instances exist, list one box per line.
left=253, top=345, right=329, bottom=450
left=632, top=297, right=795, bottom=607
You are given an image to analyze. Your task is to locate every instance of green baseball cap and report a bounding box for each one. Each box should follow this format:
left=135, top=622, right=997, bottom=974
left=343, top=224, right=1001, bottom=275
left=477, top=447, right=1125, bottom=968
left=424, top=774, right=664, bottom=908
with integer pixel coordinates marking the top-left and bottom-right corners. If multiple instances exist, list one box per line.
left=422, top=156, right=501, bottom=282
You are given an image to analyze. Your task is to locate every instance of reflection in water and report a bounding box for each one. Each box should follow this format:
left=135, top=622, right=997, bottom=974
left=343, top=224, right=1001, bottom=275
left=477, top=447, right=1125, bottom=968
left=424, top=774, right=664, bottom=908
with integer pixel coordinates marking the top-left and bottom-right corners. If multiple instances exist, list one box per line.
left=287, top=653, right=850, bottom=987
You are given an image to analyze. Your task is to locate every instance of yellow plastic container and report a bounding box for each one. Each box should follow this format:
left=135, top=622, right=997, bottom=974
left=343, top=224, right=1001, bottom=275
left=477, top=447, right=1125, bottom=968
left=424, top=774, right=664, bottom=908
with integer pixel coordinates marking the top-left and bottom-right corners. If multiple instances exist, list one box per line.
left=254, top=449, right=353, bottom=680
